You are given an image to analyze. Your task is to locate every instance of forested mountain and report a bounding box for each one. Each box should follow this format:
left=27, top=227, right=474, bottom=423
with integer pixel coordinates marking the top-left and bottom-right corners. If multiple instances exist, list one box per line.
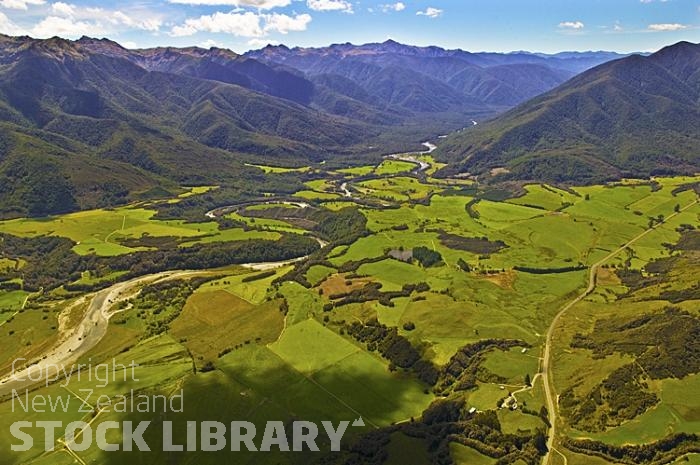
left=0, top=34, right=626, bottom=217
left=0, top=35, right=376, bottom=217
left=436, top=41, right=700, bottom=183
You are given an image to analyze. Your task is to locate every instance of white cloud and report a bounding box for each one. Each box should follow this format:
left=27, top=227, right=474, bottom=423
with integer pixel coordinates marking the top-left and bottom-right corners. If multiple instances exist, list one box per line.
left=416, top=7, right=442, bottom=18
left=31, top=15, right=103, bottom=38
left=51, top=1, right=74, bottom=16
left=263, top=12, right=311, bottom=33
left=47, top=3, right=163, bottom=33
left=648, top=23, right=687, bottom=31
left=0, top=0, right=44, bottom=10
left=111, top=11, right=162, bottom=32
left=613, top=20, right=623, bottom=32
left=247, top=37, right=279, bottom=48
left=200, top=38, right=224, bottom=48
left=307, top=0, right=353, bottom=13
left=558, top=21, right=584, bottom=29
left=168, top=0, right=291, bottom=9
left=121, top=41, right=138, bottom=49
left=0, top=11, right=25, bottom=34
left=25, top=3, right=163, bottom=38
left=171, top=11, right=263, bottom=36
left=171, top=10, right=310, bottom=37
left=381, top=2, right=405, bottom=12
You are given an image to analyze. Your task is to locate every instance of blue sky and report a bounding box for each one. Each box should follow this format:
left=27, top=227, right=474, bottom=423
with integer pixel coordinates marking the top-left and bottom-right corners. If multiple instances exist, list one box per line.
left=0, top=0, right=698, bottom=53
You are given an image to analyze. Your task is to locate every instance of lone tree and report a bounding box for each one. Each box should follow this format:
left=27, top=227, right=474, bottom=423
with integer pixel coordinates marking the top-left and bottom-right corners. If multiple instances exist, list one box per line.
left=524, top=373, right=531, bottom=387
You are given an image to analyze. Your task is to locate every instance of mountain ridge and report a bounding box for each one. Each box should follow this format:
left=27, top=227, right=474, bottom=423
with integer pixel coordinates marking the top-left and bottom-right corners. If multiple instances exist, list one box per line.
left=0, top=33, right=636, bottom=217
left=435, top=40, right=700, bottom=183
left=246, top=39, right=630, bottom=109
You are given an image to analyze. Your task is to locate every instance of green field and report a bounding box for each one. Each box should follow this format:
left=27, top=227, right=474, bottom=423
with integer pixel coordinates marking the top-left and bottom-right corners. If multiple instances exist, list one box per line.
left=509, top=184, right=579, bottom=211
left=0, top=205, right=281, bottom=256
left=1, top=172, right=698, bottom=465
left=245, top=163, right=311, bottom=174
left=374, top=160, right=417, bottom=175
left=356, top=177, right=437, bottom=201
left=294, top=190, right=342, bottom=200
left=450, top=443, right=497, bottom=464
left=482, top=347, right=539, bottom=384
left=0, top=290, right=28, bottom=312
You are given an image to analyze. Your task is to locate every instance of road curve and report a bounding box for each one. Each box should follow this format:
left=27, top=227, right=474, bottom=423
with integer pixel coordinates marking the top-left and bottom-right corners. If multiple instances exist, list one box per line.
left=540, top=197, right=698, bottom=465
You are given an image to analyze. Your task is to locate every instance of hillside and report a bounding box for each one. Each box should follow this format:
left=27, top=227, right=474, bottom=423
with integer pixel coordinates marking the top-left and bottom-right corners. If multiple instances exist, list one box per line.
left=0, top=35, right=379, bottom=217
left=0, top=35, right=627, bottom=217
left=436, top=41, right=700, bottom=183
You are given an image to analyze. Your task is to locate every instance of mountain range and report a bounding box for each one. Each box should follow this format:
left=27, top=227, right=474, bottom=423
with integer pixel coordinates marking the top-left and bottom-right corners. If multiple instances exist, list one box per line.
left=247, top=40, right=626, bottom=110
left=436, top=41, right=700, bottom=183
left=0, top=34, right=626, bottom=217
left=4, top=34, right=693, bottom=218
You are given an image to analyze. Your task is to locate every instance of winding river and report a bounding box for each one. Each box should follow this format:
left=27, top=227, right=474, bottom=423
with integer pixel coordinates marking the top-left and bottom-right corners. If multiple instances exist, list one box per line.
left=0, top=140, right=440, bottom=395
left=0, top=200, right=325, bottom=396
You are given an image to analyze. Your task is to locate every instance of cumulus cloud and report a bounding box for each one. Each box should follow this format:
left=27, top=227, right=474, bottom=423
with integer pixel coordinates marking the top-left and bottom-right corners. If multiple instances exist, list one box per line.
left=45, top=3, right=162, bottom=33
left=648, top=23, right=687, bottom=31
left=0, top=0, right=44, bottom=10
left=307, top=0, right=353, bottom=13
left=27, top=3, right=162, bottom=38
left=171, top=10, right=311, bottom=37
left=51, top=1, right=74, bottom=16
left=264, top=12, right=312, bottom=33
left=558, top=21, right=584, bottom=29
left=171, top=11, right=263, bottom=36
left=168, top=0, right=291, bottom=8
left=0, top=11, right=25, bottom=34
left=416, top=7, right=442, bottom=18
left=31, top=15, right=103, bottom=38
left=111, top=11, right=162, bottom=32
left=381, top=2, right=405, bottom=13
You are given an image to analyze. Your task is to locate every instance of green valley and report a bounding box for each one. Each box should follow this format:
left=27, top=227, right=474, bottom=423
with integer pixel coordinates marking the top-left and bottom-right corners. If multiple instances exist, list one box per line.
left=1, top=151, right=698, bottom=464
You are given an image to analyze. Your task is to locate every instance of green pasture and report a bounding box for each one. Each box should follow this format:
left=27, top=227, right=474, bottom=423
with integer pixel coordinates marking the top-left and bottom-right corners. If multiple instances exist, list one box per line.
left=199, top=266, right=289, bottom=305
left=450, top=443, right=497, bottom=465
left=293, top=190, right=342, bottom=200
left=0, top=290, right=28, bottom=312
left=482, top=347, right=539, bottom=384
left=277, top=281, right=324, bottom=326
left=356, top=177, right=437, bottom=201
left=0, top=206, right=280, bottom=256
left=245, top=163, right=310, bottom=174
left=374, top=159, right=417, bottom=175
left=337, top=165, right=375, bottom=176
left=305, top=264, right=335, bottom=285
left=509, top=184, right=579, bottom=211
